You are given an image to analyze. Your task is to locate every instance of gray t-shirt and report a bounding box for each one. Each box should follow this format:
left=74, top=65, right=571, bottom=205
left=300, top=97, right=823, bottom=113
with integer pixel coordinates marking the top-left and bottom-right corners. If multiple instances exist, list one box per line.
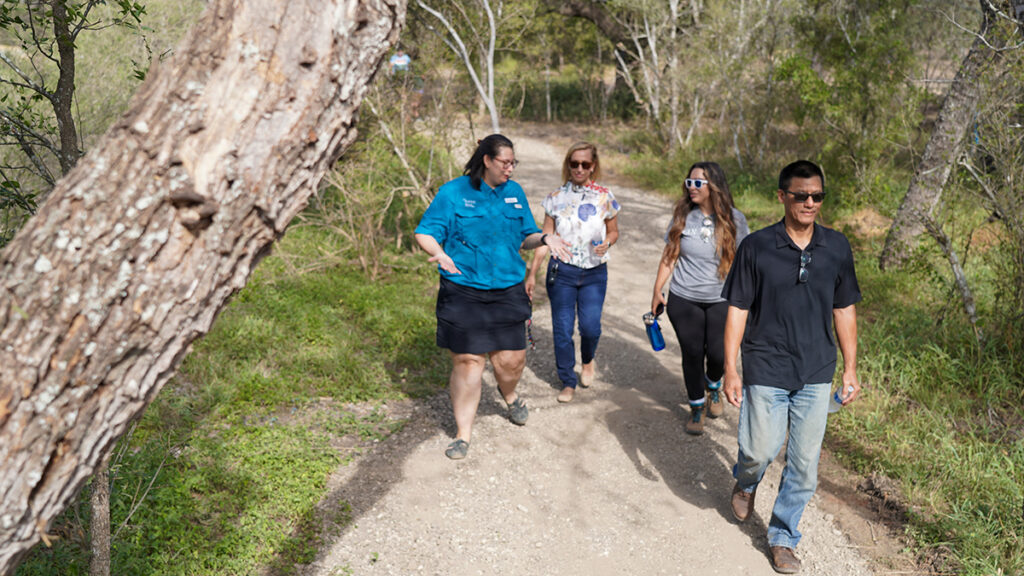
left=667, top=208, right=749, bottom=303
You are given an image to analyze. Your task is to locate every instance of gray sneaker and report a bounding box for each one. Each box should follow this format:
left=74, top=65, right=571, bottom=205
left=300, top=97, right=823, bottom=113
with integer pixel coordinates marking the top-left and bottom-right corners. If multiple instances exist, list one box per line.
left=445, top=439, right=469, bottom=460
left=507, top=397, right=529, bottom=426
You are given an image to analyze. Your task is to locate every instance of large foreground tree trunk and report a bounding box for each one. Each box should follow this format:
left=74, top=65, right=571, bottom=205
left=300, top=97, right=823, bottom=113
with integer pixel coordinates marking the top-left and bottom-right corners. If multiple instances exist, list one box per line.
left=879, top=0, right=1005, bottom=270
left=0, top=0, right=405, bottom=572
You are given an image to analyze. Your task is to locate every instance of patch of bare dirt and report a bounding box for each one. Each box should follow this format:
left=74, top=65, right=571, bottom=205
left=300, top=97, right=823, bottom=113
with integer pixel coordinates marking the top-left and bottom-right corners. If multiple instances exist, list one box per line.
left=837, top=208, right=892, bottom=240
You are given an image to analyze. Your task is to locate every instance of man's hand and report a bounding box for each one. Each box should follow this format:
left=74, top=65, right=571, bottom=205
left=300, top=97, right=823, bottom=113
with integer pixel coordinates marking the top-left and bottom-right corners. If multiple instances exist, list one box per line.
left=839, top=370, right=860, bottom=405
left=525, top=274, right=536, bottom=300
left=723, top=371, right=743, bottom=408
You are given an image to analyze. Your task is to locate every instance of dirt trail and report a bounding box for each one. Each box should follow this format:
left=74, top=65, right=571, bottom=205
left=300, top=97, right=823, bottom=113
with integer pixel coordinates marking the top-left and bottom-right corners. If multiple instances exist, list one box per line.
left=299, top=133, right=878, bottom=576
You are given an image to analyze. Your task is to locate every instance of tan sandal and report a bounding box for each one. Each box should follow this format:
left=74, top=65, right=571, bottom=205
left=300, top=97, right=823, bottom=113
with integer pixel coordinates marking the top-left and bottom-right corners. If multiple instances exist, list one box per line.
left=557, top=386, right=575, bottom=403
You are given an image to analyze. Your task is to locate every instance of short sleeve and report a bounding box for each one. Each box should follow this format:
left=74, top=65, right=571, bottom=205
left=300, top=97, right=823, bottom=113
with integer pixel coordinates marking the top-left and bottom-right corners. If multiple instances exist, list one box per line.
left=415, top=185, right=453, bottom=243
left=604, top=190, right=621, bottom=220
left=832, top=235, right=862, bottom=309
left=721, top=236, right=756, bottom=309
left=542, top=191, right=557, bottom=218
left=734, top=210, right=750, bottom=247
left=510, top=182, right=541, bottom=238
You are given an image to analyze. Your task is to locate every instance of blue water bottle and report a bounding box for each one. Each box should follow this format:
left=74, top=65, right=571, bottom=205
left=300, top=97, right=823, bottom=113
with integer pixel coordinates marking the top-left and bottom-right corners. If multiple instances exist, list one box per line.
left=643, top=303, right=666, bottom=351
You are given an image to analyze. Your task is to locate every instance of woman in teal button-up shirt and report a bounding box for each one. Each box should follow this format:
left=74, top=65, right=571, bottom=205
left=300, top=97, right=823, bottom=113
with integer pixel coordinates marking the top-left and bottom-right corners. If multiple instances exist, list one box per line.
left=415, top=134, right=569, bottom=460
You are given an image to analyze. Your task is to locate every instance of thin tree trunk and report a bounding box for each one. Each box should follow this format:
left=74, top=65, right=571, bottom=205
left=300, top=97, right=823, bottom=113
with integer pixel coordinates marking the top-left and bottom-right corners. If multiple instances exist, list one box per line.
left=922, top=216, right=983, bottom=344
left=88, top=463, right=110, bottom=576
left=880, top=1, right=1001, bottom=270
left=51, top=0, right=81, bottom=174
left=0, top=0, right=404, bottom=572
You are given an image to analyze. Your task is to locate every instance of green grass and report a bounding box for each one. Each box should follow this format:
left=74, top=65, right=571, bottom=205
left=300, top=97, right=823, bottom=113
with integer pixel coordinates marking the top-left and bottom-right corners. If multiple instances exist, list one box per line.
left=827, top=252, right=1024, bottom=575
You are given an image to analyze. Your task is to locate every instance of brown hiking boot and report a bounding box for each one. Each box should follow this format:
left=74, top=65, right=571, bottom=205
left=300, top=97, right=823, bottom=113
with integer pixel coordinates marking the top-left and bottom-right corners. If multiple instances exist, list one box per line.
left=769, top=546, right=802, bottom=574
left=706, top=384, right=724, bottom=418
left=730, top=482, right=756, bottom=522
left=684, top=405, right=704, bottom=435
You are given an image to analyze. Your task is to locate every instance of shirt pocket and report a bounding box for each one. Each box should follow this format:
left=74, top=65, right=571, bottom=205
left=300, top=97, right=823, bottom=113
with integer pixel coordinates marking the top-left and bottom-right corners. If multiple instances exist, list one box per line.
left=453, top=207, right=486, bottom=248
left=500, top=204, right=528, bottom=244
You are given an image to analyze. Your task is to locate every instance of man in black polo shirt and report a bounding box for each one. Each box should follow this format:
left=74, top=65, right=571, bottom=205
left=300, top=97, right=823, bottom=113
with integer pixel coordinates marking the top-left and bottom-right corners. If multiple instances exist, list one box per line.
left=721, top=160, right=861, bottom=574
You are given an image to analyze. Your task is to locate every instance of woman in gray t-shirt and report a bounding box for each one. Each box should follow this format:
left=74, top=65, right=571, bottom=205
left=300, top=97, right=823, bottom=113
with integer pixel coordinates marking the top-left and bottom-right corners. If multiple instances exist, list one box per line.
left=650, top=161, right=749, bottom=435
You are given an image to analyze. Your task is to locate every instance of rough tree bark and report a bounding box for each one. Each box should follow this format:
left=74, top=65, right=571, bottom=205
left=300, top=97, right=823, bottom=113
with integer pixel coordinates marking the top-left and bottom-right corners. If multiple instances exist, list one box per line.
left=0, top=0, right=405, bottom=572
left=879, top=0, right=1004, bottom=270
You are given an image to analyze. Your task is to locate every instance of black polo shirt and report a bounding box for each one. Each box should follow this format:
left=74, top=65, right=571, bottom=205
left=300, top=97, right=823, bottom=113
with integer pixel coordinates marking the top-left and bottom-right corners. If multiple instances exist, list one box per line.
left=721, top=219, right=861, bottom=390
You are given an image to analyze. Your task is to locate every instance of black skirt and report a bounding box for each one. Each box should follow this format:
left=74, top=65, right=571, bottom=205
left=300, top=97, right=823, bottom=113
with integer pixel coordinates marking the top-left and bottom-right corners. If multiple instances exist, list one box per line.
left=435, top=277, right=531, bottom=354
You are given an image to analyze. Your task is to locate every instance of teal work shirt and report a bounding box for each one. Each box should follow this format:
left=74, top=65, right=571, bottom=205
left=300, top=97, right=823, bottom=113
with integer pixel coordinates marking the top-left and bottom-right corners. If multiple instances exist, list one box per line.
left=416, top=175, right=541, bottom=290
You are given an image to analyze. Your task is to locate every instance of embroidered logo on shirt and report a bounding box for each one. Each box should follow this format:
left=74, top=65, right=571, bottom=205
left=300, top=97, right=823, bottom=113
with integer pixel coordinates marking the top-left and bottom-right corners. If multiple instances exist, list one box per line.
left=514, top=204, right=522, bottom=209
left=504, top=197, right=518, bottom=204
left=463, top=199, right=476, bottom=208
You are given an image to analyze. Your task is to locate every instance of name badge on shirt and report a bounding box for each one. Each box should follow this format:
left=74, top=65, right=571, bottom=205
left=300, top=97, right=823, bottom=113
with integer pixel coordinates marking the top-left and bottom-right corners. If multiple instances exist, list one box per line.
left=504, top=197, right=518, bottom=204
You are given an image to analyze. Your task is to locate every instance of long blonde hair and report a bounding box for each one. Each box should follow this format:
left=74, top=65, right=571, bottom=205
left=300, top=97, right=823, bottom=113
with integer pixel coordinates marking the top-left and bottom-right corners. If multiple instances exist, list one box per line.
left=661, top=162, right=739, bottom=280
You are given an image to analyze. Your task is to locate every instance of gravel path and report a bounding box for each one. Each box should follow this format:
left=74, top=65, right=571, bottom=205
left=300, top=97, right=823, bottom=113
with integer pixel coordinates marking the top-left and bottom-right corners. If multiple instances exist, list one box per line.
left=299, top=133, right=874, bottom=576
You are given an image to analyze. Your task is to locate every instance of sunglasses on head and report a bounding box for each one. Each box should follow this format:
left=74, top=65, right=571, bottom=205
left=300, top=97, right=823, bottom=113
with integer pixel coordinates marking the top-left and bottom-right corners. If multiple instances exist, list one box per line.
left=784, top=190, right=826, bottom=203
left=570, top=160, right=593, bottom=170
left=685, top=178, right=708, bottom=189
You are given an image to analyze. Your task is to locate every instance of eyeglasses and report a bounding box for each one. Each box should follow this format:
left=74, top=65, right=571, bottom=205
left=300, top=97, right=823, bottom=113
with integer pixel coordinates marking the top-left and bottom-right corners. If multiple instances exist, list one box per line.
left=494, top=158, right=520, bottom=170
left=784, top=190, right=826, bottom=203
left=798, top=251, right=811, bottom=283
left=685, top=178, right=708, bottom=189
left=569, top=160, right=593, bottom=170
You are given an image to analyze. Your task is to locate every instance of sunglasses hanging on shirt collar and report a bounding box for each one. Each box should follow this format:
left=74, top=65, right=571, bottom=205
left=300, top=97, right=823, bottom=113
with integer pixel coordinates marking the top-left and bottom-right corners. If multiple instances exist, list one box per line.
left=700, top=215, right=713, bottom=243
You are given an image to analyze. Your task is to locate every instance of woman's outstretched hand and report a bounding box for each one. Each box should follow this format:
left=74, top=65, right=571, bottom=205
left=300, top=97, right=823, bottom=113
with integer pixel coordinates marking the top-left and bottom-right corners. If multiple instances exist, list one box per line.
left=545, top=234, right=572, bottom=262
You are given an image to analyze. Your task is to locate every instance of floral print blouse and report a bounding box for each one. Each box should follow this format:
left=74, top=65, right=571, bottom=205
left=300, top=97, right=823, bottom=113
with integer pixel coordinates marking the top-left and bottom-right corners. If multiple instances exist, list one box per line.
left=541, top=181, right=621, bottom=269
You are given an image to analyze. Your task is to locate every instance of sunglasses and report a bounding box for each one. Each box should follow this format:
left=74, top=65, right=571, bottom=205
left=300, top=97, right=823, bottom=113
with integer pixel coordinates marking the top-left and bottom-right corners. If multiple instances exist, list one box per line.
left=784, top=190, right=826, bottom=203
left=798, top=251, right=811, bottom=284
left=570, top=160, right=593, bottom=170
left=685, top=178, right=708, bottom=189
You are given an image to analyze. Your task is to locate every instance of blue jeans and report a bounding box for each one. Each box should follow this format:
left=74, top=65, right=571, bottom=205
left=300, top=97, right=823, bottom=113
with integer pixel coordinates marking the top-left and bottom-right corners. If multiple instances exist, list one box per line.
left=546, top=260, right=607, bottom=389
left=733, top=382, right=830, bottom=548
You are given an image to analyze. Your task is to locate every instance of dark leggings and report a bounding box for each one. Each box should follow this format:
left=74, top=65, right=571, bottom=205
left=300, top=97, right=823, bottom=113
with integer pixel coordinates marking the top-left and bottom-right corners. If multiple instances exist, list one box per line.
left=666, top=292, right=728, bottom=403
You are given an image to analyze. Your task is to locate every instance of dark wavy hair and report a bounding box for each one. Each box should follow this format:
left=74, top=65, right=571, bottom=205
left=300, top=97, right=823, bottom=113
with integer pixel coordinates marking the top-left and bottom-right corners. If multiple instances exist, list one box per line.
left=464, top=134, right=514, bottom=190
left=661, top=161, right=740, bottom=280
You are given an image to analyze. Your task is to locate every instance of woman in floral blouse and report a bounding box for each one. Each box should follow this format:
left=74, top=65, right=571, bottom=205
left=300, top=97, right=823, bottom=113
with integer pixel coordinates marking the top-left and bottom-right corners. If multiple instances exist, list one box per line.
left=526, top=142, right=621, bottom=403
